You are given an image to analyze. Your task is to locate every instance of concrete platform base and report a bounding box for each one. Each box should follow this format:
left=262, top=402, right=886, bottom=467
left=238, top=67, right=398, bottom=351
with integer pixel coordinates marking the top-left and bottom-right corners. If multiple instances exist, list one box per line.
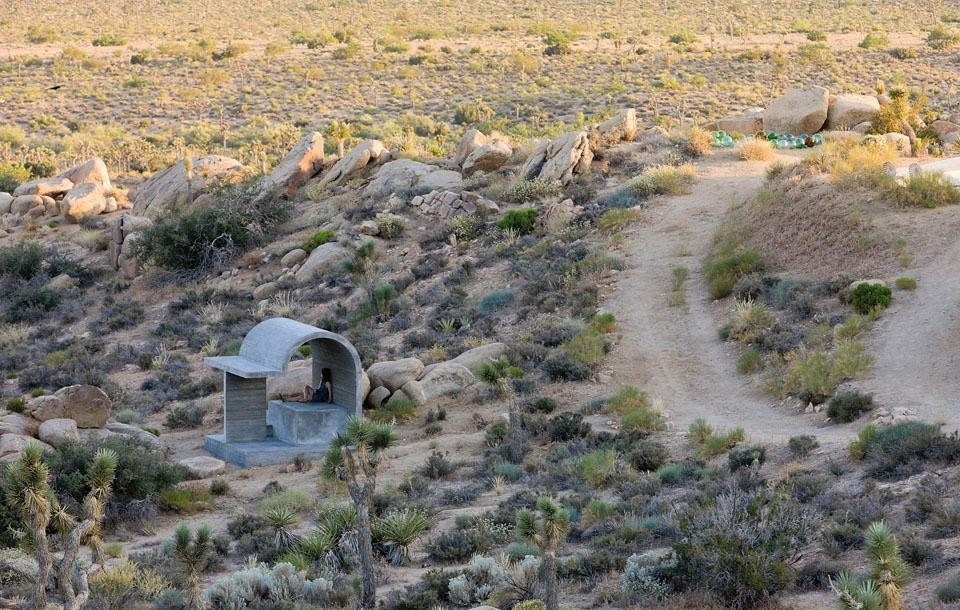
left=204, top=434, right=333, bottom=467
left=267, top=400, right=349, bottom=444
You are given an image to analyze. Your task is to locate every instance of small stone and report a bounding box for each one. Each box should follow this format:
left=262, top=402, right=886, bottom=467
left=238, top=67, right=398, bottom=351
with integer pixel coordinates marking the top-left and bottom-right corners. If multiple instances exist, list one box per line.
left=178, top=456, right=226, bottom=479
left=253, top=282, right=279, bottom=301
left=280, top=248, right=307, bottom=267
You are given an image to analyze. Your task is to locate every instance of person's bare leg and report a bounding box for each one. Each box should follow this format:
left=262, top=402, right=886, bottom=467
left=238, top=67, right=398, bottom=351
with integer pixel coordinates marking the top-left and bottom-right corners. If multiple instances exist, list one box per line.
left=302, top=385, right=313, bottom=402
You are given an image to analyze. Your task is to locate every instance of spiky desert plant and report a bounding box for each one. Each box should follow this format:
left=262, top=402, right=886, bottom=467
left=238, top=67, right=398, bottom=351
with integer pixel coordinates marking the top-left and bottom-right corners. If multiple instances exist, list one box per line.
left=517, top=497, right=571, bottom=610
left=6, top=443, right=55, bottom=610
left=373, top=508, right=430, bottom=566
left=325, top=120, right=352, bottom=157
left=323, top=416, right=396, bottom=609
left=265, top=504, right=302, bottom=552
left=831, top=570, right=882, bottom=610
left=173, top=523, right=213, bottom=609
left=865, top=521, right=908, bottom=610
left=5, top=444, right=118, bottom=610
left=476, top=356, right=525, bottom=463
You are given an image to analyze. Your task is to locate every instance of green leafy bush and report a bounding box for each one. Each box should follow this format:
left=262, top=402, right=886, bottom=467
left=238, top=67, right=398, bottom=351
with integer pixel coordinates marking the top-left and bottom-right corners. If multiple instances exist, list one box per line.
left=827, top=390, right=874, bottom=423
left=628, top=440, right=669, bottom=472
left=851, top=282, right=892, bottom=314
left=703, top=244, right=764, bottom=300
left=0, top=162, right=31, bottom=193
left=894, top=277, right=917, bottom=290
left=728, top=445, right=765, bottom=472
left=888, top=173, right=960, bottom=208
left=133, top=180, right=290, bottom=272
left=303, top=229, right=335, bottom=252
left=164, top=403, right=206, bottom=429
left=788, top=435, right=819, bottom=457
left=496, top=208, right=539, bottom=234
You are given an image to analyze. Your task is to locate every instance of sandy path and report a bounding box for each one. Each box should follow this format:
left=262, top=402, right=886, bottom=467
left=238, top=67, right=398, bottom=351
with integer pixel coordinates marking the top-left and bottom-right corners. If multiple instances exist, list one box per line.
left=854, top=238, right=960, bottom=427
left=601, top=153, right=851, bottom=447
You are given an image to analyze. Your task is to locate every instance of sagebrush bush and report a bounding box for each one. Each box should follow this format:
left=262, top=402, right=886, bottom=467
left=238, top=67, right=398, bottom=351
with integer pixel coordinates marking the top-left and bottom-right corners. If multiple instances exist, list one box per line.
left=788, top=435, right=819, bottom=457
left=859, top=421, right=960, bottom=480
left=728, top=445, right=765, bottom=472
left=671, top=488, right=814, bottom=608
left=827, top=390, right=874, bottom=423
left=628, top=440, right=669, bottom=472
left=851, top=282, right=892, bottom=314
left=727, top=299, right=774, bottom=344
left=888, top=172, right=960, bottom=208
left=578, top=449, right=617, bottom=487
left=505, top=179, right=562, bottom=203
left=164, top=403, right=206, bottom=429
left=703, top=242, right=764, bottom=300
left=738, top=139, right=775, bottom=161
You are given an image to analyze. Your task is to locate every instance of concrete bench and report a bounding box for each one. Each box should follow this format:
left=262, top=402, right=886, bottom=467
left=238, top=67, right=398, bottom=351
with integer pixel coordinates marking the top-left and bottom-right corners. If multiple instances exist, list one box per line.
left=267, top=400, right=349, bottom=445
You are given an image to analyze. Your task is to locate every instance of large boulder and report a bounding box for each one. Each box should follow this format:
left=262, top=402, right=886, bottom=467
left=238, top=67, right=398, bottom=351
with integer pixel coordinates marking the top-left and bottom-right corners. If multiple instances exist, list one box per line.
left=266, top=359, right=311, bottom=400
left=367, top=357, right=424, bottom=392
left=132, top=155, right=245, bottom=218
left=825, top=94, right=881, bottom=130
left=365, top=386, right=391, bottom=409
left=0, top=414, right=40, bottom=437
left=38, top=418, right=79, bottom=445
left=930, top=120, right=960, bottom=139
left=453, top=129, right=488, bottom=167
left=0, top=193, right=12, bottom=214
left=417, top=362, right=475, bottom=402
left=763, top=86, right=829, bottom=135
left=364, top=159, right=462, bottom=200
left=448, top=342, right=509, bottom=371
left=57, top=158, right=112, bottom=193
left=13, top=176, right=74, bottom=198
left=26, top=385, right=110, bottom=428
left=717, top=110, right=765, bottom=135
left=520, top=131, right=592, bottom=185
left=61, top=183, right=107, bottom=223
left=591, top=108, right=637, bottom=150
left=259, top=131, right=325, bottom=198
left=0, top=434, right=52, bottom=457
left=318, top=140, right=388, bottom=187
left=462, top=139, right=512, bottom=176
left=10, top=195, right=42, bottom=216
left=294, top=242, right=349, bottom=284
left=105, top=422, right=162, bottom=449
left=178, top=456, right=226, bottom=479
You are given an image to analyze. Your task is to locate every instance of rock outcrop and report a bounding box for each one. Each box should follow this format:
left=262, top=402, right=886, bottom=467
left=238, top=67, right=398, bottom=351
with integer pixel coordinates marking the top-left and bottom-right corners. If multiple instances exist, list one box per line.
left=318, top=140, right=389, bottom=188
left=26, top=385, right=110, bottom=428
left=364, top=159, right=462, bottom=200
left=259, top=131, right=325, bottom=197
left=61, top=183, right=107, bottom=223
left=410, top=190, right=499, bottom=218
left=57, top=158, right=113, bottom=193
left=825, top=94, right=881, bottom=130
left=294, top=242, right=349, bottom=284
left=520, top=131, right=592, bottom=184
left=367, top=358, right=425, bottom=393
left=763, top=86, right=830, bottom=135
left=590, top=108, right=637, bottom=150
left=12, top=176, right=74, bottom=198
left=132, top=155, right=245, bottom=218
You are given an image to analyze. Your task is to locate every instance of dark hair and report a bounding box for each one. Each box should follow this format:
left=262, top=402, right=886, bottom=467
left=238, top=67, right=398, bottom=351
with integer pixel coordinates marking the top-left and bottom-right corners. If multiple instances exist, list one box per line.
left=321, top=368, right=332, bottom=382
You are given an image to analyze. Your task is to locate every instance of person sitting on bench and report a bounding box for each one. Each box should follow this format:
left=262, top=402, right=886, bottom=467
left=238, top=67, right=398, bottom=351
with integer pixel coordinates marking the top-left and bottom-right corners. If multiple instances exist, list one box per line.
left=298, top=367, right=333, bottom=403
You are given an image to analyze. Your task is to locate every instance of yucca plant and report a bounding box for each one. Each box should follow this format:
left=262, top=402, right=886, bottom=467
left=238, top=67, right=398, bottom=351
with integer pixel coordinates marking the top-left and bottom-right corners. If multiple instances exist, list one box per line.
left=323, top=416, right=396, bottom=609
left=517, top=497, right=570, bottom=610
left=866, top=521, right=908, bottom=610
left=6, top=443, right=55, bottom=610
left=831, top=571, right=882, bottom=610
left=173, top=523, right=212, bottom=609
left=265, top=505, right=302, bottom=552
left=476, top=356, right=525, bottom=462
left=374, top=508, right=430, bottom=565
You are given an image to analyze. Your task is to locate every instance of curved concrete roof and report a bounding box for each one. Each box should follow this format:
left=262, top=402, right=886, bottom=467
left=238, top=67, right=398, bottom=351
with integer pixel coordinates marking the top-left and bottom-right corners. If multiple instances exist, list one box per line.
left=205, top=317, right=361, bottom=380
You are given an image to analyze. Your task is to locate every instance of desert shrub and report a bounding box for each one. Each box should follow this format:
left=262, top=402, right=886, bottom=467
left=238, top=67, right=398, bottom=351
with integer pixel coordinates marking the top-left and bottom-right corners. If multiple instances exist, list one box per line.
left=0, top=241, right=44, bottom=280
left=542, top=29, right=574, bottom=55
left=788, top=435, right=819, bottom=457
left=578, top=449, right=617, bottom=487
left=547, top=412, right=590, bottom=442
left=859, top=421, right=960, bottom=480
left=496, top=208, right=539, bottom=234
left=48, top=436, right=186, bottom=506
left=93, top=33, right=128, bottom=46
left=851, top=282, right=892, bottom=314
left=302, top=229, right=335, bottom=252
left=133, top=180, right=290, bottom=272
left=477, top=289, right=514, bottom=313
left=504, top=179, right=562, bottom=203
left=859, top=32, right=889, bottom=49
left=671, top=488, right=814, bottom=608
left=927, top=24, right=960, bottom=49
left=164, top=403, right=206, bottom=429
left=628, top=440, right=669, bottom=472
left=608, top=386, right=664, bottom=433
left=526, top=396, right=557, bottom=414
left=727, top=300, right=774, bottom=344
left=369, top=397, right=417, bottom=423
left=728, top=445, right=765, bottom=472
left=656, top=459, right=705, bottom=484
left=937, top=575, right=960, bottom=602
left=827, top=390, right=874, bottom=423
left=597, top=208, right=641, bottom=235
left=737, top=139, right=774, bottom=161
left=541, top=352, right=593, bottom=381
left=204, top=562, right=332, bottom=609
left=703, top=243, right=764, bottom=300
left=5, top=397, right=26, bottom=413
left=417, top=451, right=455, bottom=480
left=427, top=528, right=491, bottom=563
left=736, top=348, right=763, bottom=374
left=684, top=127, right=712, bottom=158
left=0, top=162, right=31, bottom=193
left=895, top=277, right=917, bottom=290
left=888, top=172, right=960, bottom=208
left=209, top=479, right=230, bottom=496
left=624, top=164, right=697, bottom=198
left=779, top=343, right=872, bottom=404
left=160, top=485, right=214, bottom=514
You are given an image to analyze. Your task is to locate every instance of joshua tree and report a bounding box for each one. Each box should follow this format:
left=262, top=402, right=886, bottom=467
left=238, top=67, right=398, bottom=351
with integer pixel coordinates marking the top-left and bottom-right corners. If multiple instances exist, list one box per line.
left=5, top=443, right=118, bottom=610
left=476, top=356, right=525, bottom=463
left=326, top=120, right=351, bottom=157
left=832, top=520, right=908, bottom=610
left=323, top=416, right=396, bottom=609
left=517, top=496, right=570, bottom=610
left=173, top=523, right=213, bottom=609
